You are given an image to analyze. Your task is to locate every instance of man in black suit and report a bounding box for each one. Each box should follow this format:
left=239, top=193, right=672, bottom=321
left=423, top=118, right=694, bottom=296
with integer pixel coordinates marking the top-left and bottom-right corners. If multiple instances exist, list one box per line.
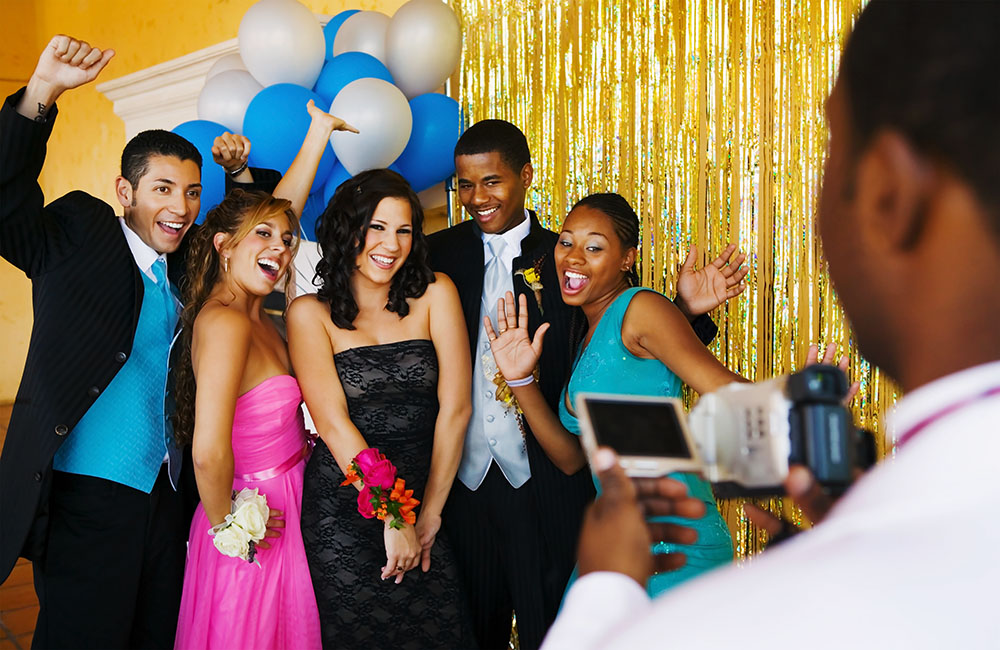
left=0, top=35, right=201, bottom=649
left=426, top=120, right=744, bottom=649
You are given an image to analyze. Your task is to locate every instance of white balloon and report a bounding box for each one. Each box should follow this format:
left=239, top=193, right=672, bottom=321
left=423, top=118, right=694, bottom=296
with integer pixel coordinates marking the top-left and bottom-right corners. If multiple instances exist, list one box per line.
left=329, top=78, right=412, bottom=175
left=197, top=70, right=263, bottom=134
left=386, top=0, right=462, bottom=98
left=332, top=11, right=391, bottom=65
left=205, top=53, right=247, bottom=81
left=238, top=0, right=325, bottom=88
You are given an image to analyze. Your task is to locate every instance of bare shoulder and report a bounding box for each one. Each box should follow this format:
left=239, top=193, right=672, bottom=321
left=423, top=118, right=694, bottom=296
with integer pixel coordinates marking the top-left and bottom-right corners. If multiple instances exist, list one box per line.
left=286, top=293, right=329, bottom=325
left=622, top=289, right=685, bottom=337
left=426, top=272, right=458, bottom=298
left=194, top=301, right=251, bottom=340
left=625, top=291, right=677, bottom=318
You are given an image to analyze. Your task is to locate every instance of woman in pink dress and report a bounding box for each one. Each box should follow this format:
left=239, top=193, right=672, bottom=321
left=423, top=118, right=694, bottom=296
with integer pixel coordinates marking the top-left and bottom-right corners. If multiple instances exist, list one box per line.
left=172, top=104, right=355, bottom=650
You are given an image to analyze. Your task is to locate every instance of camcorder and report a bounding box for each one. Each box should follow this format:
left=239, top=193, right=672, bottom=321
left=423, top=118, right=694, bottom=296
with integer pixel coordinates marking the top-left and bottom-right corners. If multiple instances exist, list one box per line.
left=576, top=365, right=875, bottom=497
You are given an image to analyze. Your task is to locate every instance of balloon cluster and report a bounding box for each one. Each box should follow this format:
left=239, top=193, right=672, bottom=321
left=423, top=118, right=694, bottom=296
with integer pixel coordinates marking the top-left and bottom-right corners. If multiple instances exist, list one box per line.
left=173, top=0, right=463, bottom=232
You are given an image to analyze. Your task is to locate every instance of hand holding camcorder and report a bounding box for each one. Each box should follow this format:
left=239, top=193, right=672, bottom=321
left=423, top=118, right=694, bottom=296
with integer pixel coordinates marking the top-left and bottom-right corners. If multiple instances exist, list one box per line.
left=577, top=365, right=875, bottom=497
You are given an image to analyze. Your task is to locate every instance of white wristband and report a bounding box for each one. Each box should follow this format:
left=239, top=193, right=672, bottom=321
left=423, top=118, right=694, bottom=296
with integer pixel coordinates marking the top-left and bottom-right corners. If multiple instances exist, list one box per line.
left=506, top=375, right=535, bottom=387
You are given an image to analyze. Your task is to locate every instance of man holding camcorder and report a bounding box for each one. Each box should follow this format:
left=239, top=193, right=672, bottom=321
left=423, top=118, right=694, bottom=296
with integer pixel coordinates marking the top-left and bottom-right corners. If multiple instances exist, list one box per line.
left=542, top=2, right=1000, bottom=648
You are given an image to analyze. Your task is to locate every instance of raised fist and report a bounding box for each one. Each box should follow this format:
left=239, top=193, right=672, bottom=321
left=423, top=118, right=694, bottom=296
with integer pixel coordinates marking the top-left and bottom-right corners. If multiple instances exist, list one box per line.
left=32, top=35, right=115, bottom=93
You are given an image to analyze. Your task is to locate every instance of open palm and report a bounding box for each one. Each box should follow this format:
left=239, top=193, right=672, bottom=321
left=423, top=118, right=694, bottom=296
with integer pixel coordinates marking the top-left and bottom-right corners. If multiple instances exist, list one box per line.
left=676, top=243, right=749, bottom=316
left=484, top=292, right=548, bottom=381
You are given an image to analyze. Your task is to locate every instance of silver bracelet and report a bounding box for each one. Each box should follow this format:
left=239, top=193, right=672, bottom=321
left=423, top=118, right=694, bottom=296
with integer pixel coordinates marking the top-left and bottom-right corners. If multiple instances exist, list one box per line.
left=227, top=160, right=249, bottom=177
left=506, top=375, right=535, bottom=387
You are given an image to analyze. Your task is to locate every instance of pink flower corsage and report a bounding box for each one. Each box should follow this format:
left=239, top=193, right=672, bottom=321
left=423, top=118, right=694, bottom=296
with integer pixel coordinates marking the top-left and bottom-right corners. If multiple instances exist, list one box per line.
left=341, top=448, right=420, bottom=529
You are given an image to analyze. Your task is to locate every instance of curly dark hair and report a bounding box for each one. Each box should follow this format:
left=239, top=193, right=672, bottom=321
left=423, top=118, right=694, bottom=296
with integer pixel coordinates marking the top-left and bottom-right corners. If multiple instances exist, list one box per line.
left=314, top=168, right=435, bottom=329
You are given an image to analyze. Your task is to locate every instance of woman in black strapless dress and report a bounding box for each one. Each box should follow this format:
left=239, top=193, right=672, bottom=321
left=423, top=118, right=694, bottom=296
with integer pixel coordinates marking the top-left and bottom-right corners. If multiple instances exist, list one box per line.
left=287, top=169, right=474, bottom=649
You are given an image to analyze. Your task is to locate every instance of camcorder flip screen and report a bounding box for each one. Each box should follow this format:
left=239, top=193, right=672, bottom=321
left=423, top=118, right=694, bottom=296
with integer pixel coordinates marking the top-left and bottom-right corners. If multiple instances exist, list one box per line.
left=584, top=398, right=693, bottom=458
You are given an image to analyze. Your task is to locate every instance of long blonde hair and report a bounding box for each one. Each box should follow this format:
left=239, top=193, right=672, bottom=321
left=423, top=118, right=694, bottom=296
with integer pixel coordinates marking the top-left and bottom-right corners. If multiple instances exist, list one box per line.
left=173, top=189, right=299, bottom=447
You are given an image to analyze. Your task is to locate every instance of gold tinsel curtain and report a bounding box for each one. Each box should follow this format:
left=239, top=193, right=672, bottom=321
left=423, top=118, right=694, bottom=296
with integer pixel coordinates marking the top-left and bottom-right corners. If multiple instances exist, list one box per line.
left=453, top=0, right=898, bottom=559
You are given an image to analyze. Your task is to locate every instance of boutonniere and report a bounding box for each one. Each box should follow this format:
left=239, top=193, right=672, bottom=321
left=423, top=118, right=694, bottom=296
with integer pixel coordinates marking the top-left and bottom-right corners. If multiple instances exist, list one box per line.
left=515, top=254, right=546, bottom=315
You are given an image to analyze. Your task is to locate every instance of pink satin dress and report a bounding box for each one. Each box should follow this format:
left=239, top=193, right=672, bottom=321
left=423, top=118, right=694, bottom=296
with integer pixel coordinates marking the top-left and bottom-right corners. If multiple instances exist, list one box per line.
left=175, top=375, right=321, bottom=650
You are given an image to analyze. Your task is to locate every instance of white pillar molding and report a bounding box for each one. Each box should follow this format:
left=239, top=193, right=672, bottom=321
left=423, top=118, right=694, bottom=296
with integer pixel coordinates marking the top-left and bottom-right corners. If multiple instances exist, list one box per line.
left=96, top=38, right=241, bottom=140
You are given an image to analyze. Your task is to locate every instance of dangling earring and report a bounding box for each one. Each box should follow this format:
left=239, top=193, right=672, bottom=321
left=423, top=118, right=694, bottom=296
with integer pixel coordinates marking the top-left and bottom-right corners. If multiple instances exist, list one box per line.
left=222, top=256, right=230, bottom=273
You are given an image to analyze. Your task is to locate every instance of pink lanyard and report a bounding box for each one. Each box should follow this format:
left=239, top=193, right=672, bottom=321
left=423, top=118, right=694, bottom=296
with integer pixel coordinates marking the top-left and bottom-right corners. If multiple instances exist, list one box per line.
left=895, top=385, right=1000, bottom=448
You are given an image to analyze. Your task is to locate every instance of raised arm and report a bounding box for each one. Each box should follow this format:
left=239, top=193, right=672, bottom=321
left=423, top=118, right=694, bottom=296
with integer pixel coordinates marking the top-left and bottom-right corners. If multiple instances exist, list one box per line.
left=16, top=35, right=114, bottom=121
left=190, top=306, right=251, bottom=526
left=272, top=101, right=357, bottom=217
left=286, top=294, right=420, bottom=582
left=485, top=292, right=587, bottom=475
left=622, top=290, right=747, bottom=395
left=417, top=274, right=472, bottom=571
left=2, top=35, right=115, bottom=276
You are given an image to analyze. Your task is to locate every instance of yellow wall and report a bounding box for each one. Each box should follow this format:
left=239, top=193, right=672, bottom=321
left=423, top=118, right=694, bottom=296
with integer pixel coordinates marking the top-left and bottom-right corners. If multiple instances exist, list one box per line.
left=0, top=0, right=406, bottom=401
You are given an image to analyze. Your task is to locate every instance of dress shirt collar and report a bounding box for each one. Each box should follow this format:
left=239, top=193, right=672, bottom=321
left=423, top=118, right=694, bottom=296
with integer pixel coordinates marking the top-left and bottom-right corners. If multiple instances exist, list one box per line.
left=886, top=359, right=1000, bottom=444
left=481, top=209, right=532, bottom=269
left=119, top=217, right=167, bottom=283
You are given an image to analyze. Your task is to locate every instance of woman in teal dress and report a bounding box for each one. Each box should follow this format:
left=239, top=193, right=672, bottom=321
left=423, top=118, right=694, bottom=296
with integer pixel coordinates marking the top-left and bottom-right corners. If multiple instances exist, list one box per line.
left=484, top=192, right=748, bottom=597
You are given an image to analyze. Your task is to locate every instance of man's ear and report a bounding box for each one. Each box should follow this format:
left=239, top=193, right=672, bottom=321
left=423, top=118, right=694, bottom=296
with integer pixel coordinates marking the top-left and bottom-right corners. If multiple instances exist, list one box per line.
left=520, top=162, right=534, bottom=189
left=853, top=130, right=933, bottom=252
left=115, top=176, right=133, bottom=209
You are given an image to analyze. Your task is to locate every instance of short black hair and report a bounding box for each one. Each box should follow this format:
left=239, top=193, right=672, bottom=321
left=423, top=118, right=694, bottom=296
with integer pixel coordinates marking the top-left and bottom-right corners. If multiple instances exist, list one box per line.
left=454, top=119, right=531, bottom=174
left=121, top=129, right=202, bottom=188
left=842, top=0, right=1000, bottom=236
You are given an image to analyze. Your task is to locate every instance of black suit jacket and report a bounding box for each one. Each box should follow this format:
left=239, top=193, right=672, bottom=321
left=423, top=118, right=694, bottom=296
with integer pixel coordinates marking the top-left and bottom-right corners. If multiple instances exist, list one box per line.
left=426, top=212, right=719, bottom=590
left=0, top=90, right=193, bottom=581
left=428, top=213, right=596, bottom=590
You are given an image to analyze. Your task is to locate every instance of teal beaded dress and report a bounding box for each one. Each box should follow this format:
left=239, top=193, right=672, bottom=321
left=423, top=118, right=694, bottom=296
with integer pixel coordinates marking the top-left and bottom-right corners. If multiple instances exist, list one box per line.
left=559, top=287, right=734, bottom=597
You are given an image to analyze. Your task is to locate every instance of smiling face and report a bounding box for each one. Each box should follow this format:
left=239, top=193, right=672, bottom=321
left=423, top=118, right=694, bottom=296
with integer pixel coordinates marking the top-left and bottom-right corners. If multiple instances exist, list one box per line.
left=455, top=151, right=532, bottom=234
left=354, top=196, right=414, bottom=286
left=554, top=205, right=636, bottom=307
left=117, top=155, right=201, bottom=254
left=221, top=214, right=296, bottom=297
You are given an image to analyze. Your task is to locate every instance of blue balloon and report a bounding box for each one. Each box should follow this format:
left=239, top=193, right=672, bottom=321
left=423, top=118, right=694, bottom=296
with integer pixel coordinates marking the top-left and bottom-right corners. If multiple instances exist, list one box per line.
left=322, top=162, right=354, bottom=207
left=299, top=191, right=328, bottom=241
left=323, top=10, right=359, bottom=60
left=243, top=84, right=336, bottom=194
left=393, top=93, right=463, bottom=193
left=171, top=119, right=228, bottom=223
left=313, top=52, right=394, bottom=105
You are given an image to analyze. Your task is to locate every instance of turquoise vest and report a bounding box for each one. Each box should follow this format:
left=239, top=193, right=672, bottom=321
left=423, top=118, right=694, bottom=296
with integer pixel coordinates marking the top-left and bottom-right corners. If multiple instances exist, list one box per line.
left=53, top=264, right=178, bottom=493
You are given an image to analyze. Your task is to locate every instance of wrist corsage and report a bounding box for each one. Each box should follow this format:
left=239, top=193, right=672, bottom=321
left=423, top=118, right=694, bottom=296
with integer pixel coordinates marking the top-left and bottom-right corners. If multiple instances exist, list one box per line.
left=208, top=487, right=269, bottom=565
left=341, top=447, right=420, bottom=530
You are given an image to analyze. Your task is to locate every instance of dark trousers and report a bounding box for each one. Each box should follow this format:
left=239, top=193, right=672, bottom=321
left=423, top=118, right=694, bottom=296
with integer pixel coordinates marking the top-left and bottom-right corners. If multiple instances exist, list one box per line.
left=31, top=467, right=189, bottom=650
left=444, top=464, right=561, bottom=650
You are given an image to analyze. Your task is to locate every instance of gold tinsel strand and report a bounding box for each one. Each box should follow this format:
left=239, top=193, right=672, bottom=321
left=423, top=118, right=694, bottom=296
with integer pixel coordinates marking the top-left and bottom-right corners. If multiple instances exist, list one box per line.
left=452, top=0, right=898, bottom=560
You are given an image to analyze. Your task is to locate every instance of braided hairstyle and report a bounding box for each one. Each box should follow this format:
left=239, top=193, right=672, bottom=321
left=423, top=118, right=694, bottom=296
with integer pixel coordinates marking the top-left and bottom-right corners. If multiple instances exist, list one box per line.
left=313, top=168, right=435, bottom=329
left=173, top=189, right=299, bottom=447
left=570, top=192, right=641, bottom=286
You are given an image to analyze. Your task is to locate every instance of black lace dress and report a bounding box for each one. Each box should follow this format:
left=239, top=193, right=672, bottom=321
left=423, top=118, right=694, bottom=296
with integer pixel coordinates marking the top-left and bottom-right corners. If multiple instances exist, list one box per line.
left=301, top=339, right=474, bottom=649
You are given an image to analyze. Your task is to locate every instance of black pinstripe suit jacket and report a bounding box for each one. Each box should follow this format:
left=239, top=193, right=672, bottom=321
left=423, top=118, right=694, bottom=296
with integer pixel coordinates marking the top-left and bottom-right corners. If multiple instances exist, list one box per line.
left=0, top=90, right=192, bottom=581
left=428, top=214, right=596, bottom=594
left=427, top=212, right=719, bottom=599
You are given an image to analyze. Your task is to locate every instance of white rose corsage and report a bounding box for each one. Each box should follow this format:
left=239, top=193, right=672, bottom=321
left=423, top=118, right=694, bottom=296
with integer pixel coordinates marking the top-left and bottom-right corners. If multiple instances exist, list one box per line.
left=208, top=487, right=269, bottom=565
